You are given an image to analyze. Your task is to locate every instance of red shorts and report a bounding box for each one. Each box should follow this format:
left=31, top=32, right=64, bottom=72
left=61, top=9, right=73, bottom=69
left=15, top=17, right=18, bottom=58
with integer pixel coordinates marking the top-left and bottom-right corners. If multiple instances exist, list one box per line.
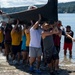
left=64, top=43, right=72, bottom=51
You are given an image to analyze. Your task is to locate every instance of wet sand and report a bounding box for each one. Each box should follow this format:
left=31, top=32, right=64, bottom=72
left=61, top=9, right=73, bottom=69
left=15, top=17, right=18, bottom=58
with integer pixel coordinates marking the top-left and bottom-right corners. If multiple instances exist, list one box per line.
left=0, top=53, right=75, bottom=75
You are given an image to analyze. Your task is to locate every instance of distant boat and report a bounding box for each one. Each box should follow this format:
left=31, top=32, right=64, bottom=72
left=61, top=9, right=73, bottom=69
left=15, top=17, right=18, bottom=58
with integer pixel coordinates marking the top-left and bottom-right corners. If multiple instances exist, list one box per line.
left=2, top=0, right=58, bottom=25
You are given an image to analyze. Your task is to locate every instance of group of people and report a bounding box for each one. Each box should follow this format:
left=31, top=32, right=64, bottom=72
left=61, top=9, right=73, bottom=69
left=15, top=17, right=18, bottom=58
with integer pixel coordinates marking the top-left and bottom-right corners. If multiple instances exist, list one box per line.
left=0, top=14, right=75, bottom=75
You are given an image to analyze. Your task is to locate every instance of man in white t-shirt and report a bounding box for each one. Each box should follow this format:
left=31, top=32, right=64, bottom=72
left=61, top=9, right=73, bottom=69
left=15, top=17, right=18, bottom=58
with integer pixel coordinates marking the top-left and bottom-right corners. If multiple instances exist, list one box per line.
left=29, top=16, right=42, bottom=74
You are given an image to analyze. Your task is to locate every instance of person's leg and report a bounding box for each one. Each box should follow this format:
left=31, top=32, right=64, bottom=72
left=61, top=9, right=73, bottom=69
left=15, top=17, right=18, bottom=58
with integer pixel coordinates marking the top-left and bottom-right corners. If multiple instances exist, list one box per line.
left=9, top=44, right=12, bottom=58
left=0, top=47, right=2, bottom=52
left=68, top=43, right=72, bottom=58
left=12, top=46, right=17, bottom=60
left=52, top=46, right=60, bottom=75
left=29, top=47, right=36, bottom=72
left=17, top=52, right=21, bottom=62
left=29, top=57, right=36, bottom=67
left=26, top=47, right=29, bottom=64
left=2, top=42, right=5, bottom=55
left=12, top=46, right=19, bottom=65
left=22, top=51, right=27, bottom=63
left=0, top=43, right=2, bottom=52
left=48, top=60, right=55, bottom=75
left=52, top=57, right=59, bottom=75
left=69, top=50, right=72, bottom=58
left=54, top=59, right=59, bottom=71
left=48, top=61, right=53, bottom=72
left=17, top=45, right=21, bottom=62
left=64, top=43, right=67, bottom=56
left=45, top=49, right=53, bottom=74
left=52, top=55, right=58, bottom=71
left=36, top=56, right=41, bottom=69
left=4, top=43, right=9, bottom=60
left=55, top=46, right=60, bottom=69
left=64, top=50, right=67, bottom=56
left=36, top=48, right=42, bottom=69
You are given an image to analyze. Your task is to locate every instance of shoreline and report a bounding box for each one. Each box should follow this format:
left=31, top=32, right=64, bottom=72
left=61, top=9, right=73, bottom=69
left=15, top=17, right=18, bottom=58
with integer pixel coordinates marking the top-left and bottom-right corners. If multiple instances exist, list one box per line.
left=0, top=52, right=75, bottom=75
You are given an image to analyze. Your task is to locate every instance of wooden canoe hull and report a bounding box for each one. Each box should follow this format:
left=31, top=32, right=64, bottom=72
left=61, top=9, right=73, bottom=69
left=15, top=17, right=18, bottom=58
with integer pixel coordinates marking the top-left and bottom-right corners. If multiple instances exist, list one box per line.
left=4, top=0, right=58, bottom=25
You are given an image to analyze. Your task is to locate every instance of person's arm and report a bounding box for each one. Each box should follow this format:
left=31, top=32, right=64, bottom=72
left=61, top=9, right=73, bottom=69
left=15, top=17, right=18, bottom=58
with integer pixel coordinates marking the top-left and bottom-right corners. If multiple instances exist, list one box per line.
left=53, top=26, right=59, bottom=34
left=32, top=21, right=39, bottom=29
left=33, top=14, right=41, bottom=29
left=25, top=29, right=30, bottom=34
left=41, top=30, right=58, bottom=39
left=66, top=34, right=75, bottom=41
left=11, top=20, right=19, bottom=34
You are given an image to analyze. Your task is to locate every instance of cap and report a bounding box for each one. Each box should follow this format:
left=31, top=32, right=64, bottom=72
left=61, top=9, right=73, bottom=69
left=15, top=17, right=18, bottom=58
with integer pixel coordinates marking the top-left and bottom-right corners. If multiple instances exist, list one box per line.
left=66, top=25, right=71, bottom=28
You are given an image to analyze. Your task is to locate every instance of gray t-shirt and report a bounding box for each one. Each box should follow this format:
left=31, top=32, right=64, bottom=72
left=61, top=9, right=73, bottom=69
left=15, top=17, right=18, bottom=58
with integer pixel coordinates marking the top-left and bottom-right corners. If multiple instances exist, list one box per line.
left=43, top=34, right=57, bottom=56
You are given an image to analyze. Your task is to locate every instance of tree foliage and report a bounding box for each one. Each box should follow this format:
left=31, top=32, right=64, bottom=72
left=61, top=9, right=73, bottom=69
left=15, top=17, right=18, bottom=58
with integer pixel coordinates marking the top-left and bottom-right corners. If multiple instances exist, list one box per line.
left=1, top=2, right=75, bottom=13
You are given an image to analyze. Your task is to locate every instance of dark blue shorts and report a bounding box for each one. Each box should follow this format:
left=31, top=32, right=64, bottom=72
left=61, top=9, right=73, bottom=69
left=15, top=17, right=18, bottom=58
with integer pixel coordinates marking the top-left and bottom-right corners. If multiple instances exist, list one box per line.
left=44, top=47, right=59, bottom=64
left=26, top=46, right=29, bottom=52
left=55, top=46, right=60, bottom=53
left=12, top=45, right=21, bottom=55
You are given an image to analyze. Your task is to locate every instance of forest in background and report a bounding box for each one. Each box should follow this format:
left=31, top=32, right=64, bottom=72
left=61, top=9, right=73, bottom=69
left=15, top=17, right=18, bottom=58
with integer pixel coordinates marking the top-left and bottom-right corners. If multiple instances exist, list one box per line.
left=0, top=1, right=75, bottom=13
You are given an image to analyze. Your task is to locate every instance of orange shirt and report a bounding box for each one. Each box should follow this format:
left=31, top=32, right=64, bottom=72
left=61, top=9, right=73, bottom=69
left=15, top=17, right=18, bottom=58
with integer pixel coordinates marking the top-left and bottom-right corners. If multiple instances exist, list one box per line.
left=11, top=31, right=22, bottom=45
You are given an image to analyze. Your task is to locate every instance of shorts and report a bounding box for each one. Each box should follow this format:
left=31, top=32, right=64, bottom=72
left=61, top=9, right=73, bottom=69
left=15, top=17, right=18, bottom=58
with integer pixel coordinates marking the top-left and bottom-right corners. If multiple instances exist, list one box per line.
left=4, top=40, right=11, bottom=45
left=46, top=54, right=59, bottom=64
left=4, top=42, right=11, bottom=53
left=29, top=47, right=42, bottom=57
left=55, top=46, right=60, bottom=54
left=12, top=45, right=21, bottom=55
left=2, top=42, right=5, bottom=49
left=26, top=46, right=29, bottom=52
left=44, top=46, right=59, bottom=64
left=0, top=43, right=2, bottom=47
left=64, top=43, right=72, bottom=51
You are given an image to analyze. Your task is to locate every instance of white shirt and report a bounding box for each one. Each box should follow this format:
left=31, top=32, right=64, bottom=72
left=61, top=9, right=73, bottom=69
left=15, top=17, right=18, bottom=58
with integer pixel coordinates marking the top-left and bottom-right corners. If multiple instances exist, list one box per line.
left=29, top=27, right=42, bottom=48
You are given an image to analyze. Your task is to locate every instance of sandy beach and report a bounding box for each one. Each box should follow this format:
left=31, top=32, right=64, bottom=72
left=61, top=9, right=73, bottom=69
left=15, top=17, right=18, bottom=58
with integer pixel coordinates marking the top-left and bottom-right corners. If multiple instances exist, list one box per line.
left=0, top=52, right=75, bottom=75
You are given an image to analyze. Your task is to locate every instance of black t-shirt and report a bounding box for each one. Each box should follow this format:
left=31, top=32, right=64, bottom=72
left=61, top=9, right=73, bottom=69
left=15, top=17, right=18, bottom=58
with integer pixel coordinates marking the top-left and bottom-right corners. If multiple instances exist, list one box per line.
left=64, top=30, right=74, bottom=43
left=62, top=30, right=66, bottom=36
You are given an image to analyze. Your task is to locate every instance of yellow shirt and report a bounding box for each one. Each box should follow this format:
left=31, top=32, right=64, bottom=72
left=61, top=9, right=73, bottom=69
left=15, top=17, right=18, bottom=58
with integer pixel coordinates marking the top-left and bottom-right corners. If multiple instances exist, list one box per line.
left=25, top=32, right=30, bottom=46
left=11, top=31, right=22, bottom=45
left=0, top=31, right=3, bottom=43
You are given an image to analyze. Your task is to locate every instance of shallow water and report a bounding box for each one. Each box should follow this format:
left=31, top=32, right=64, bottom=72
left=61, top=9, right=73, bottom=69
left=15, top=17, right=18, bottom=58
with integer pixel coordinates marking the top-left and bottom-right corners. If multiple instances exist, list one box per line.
left=58, top=13, right=75, bottom=65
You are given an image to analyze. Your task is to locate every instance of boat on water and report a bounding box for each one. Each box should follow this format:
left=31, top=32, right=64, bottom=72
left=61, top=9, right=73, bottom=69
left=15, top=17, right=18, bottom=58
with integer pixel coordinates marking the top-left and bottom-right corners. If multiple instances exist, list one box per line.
left=1, top=0, right=58, bottom=25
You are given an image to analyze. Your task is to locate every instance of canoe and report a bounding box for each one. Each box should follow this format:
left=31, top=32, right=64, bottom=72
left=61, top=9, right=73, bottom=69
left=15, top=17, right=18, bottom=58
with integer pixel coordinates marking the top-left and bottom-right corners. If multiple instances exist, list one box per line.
left=3, top=0, right=58, bottom=25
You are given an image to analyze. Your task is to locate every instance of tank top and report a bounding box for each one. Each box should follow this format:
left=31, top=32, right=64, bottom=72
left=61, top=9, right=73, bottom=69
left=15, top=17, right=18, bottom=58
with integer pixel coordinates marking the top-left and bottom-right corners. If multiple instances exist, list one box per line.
left=21, top=34, right=26, bottom=50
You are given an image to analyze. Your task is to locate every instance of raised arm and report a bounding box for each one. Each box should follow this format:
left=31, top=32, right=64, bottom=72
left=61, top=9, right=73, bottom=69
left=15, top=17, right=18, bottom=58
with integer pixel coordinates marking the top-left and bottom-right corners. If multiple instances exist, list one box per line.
left=11, top=20, right=19, bottom=34
left=33, top=14, right=41, bottom=29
